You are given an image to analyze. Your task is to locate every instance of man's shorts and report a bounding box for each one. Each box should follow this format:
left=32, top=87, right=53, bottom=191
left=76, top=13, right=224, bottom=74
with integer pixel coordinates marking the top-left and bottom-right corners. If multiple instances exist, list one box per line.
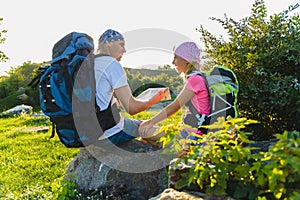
left=94, top=118, right=141, bottom=147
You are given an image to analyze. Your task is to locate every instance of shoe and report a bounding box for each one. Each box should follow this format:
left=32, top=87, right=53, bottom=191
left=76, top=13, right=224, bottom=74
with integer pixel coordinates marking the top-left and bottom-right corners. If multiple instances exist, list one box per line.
left=139, top=137, right=160, bottom=147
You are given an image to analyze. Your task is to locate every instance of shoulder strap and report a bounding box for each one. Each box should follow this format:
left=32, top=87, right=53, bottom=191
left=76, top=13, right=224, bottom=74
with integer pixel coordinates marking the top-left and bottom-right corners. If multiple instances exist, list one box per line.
left=27, top=66, right=50, bottom=88
left=186, top=70, right=203, bottom=78
left=186, top=70, right=211, bottom=105
left=185, top=71, right=211, bottom=127
left=93, top=53, right=117, bottom=111
left=185, top=100, right=208, bottom=128
left=94, top=53, right=110, bottom=58
left=187, top=70, right=209, bottom=89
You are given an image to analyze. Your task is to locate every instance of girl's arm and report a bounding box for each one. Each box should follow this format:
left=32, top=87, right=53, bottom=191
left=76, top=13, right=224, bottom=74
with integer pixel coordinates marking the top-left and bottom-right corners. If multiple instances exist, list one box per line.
left=142, top=88, right=194, bottom=127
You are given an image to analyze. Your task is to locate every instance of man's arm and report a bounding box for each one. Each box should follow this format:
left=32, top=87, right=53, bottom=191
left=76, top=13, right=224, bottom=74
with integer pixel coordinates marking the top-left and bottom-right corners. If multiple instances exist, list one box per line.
left=114, top=85, right=163, bottom=115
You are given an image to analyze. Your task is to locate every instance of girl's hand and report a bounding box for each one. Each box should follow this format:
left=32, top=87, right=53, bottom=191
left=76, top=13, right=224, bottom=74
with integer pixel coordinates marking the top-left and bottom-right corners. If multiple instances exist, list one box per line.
left=140, top=120, right=152, bottom=127
left=138, top=120, right=158, bottom=138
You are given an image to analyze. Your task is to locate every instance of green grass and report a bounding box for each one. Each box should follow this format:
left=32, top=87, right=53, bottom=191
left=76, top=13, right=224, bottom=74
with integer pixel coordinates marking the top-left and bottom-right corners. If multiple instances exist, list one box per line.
left=0, top=109, right=182, bottom=199
left=0, top=115, right=79, bottom=199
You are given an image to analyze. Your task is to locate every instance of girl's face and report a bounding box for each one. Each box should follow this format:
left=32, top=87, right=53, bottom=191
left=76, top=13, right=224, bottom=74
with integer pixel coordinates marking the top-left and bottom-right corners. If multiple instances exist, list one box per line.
left=108, top=41, right=126, bottom=61
left=172, top=55, right=188, bottom=74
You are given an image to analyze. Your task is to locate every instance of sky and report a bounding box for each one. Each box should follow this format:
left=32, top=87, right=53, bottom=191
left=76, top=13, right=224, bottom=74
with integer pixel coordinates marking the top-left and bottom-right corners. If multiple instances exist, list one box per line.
left=0, top=0, right=299, bottom=76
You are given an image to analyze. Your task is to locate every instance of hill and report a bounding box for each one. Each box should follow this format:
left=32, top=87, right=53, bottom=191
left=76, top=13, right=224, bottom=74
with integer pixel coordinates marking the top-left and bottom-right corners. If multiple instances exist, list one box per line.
left=0, top=63, right=183, bottom=112
left=125, top=67, right=178, bottom=77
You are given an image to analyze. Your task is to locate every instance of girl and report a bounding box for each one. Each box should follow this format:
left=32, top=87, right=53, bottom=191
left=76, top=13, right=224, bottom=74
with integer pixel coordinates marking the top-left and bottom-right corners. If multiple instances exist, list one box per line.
left=139, top=42, right=211, bottom=143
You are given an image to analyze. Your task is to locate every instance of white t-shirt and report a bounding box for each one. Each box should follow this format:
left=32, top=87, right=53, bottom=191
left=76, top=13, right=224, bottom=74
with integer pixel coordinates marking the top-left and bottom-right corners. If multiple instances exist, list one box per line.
left=94, top=56, right=128, bottom=139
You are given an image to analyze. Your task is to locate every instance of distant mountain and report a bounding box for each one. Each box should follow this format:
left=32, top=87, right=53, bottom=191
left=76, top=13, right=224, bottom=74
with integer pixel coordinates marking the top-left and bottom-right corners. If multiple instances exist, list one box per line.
left=125, top=67, right=178, bottom=77
left=125, top=64, right=160, bottom=70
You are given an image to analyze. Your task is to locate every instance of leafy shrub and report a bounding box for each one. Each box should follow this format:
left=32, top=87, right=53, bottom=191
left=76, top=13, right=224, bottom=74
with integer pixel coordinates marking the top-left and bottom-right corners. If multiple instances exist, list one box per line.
left=0, top=18, right=8, bottom=63
left=197, top=0, right=300, bottom=138
left=162, top=118, right=300, bottom=199
left=51, top=178, right=78, bottom=200
left=257, top=130, right=300, bottom=199
left=0, top=62, right=44, bottom=111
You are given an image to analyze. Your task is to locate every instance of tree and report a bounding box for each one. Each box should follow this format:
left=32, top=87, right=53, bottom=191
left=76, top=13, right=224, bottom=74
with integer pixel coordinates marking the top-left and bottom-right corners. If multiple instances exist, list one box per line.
left=197, top=0, right=300, bottom=138
left=0, top=18, right=8, bottom=63
left=0, top=62, right=44, bottom=111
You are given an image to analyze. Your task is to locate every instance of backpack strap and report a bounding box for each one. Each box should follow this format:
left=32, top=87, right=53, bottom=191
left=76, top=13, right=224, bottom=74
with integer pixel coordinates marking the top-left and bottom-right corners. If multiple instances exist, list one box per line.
left=28, top=66, right=50, bottom=88
left=94, top=53, right=110, bottom=58
left=184, top=71, right=211, bottom=133
left=187, top=71, right=210, bottom=96
left=50, top=122, right=55, bottom=138
left=185, top=101, right=207, bottom=126
left=28, top=74, right=42, bottom=89
left=186, top=71, right=204, bottom=78
left=184, top=100, right=209, bottom=134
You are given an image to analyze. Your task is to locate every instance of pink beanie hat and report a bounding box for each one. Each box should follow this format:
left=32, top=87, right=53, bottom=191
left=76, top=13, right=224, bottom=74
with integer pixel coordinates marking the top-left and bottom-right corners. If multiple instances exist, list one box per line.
left=174, top=42, right=201, bottom=68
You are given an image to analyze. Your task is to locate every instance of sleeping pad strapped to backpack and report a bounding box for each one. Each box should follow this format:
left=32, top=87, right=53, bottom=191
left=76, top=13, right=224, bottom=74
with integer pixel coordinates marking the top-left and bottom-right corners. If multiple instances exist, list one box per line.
left=29, top=32, right=120, bottom=147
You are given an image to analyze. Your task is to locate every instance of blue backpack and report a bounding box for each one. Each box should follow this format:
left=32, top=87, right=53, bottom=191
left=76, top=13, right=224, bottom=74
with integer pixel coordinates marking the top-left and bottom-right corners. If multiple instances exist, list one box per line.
left=29, top=32, right=120, bottom=147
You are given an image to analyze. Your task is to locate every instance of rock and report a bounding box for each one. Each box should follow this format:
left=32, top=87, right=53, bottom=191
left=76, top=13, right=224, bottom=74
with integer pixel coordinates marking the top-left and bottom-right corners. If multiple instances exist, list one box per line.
left=66, top=140, right=174, bottom=199
left=17, top=87, right=26, bottom=93
left=32, top=111, right=47, bottom=118
left=26, top=127, right=49, bottom=133
left=168, top=158, right=200, bottom=192
left=17, top=93, right=29, bottom=101
left=246, top=138, right=278, bottom=153
left=149, top=188, right=206, bottom=200
left=150, top=188, right=235, bottom=200
left=0, top=104, right=32, bottom=117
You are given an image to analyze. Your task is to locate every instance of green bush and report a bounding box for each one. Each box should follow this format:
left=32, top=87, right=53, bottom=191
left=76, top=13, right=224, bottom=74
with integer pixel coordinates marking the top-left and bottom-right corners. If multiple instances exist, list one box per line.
left=162, top=118, right=300, bottom=199
left=0, top=62, right=44, bottom=112
left=257, top=130, right=300, bottom=199
left=197, top=0, right=300, bottom=138
left=0, top=18, right=8, bottom=63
